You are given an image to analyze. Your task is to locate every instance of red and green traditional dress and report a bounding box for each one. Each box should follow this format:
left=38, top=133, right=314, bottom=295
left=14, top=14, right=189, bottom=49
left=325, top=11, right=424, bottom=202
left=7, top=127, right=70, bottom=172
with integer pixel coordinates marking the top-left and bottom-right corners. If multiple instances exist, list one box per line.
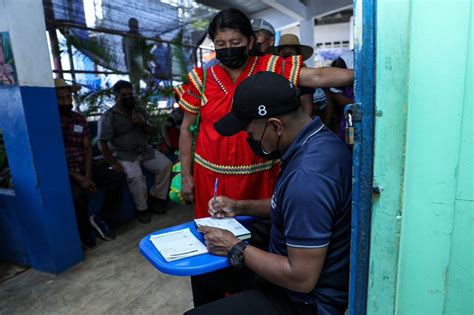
left=175, top=54, right=303, bottom=218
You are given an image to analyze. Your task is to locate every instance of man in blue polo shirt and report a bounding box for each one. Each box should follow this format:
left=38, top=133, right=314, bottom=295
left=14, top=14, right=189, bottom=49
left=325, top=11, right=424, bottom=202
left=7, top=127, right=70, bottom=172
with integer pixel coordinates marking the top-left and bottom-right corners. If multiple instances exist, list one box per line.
left=186, top=71, right=352, bottom=315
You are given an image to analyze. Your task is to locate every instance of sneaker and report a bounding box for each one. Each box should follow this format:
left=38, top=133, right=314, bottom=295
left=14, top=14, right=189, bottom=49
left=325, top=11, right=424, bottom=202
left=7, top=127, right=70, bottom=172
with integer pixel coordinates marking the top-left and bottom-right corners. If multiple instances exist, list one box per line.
left=136, top=210, right=152, bottom=224
left=89, top=215, right=116, bottom=241
left=149, top=197, right=168, bottom=215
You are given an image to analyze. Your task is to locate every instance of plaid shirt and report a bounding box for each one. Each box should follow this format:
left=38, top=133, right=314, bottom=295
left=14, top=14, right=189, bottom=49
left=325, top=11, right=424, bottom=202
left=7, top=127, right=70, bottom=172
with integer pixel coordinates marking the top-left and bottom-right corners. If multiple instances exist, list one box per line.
left=61, top=111, right=90, bottom=174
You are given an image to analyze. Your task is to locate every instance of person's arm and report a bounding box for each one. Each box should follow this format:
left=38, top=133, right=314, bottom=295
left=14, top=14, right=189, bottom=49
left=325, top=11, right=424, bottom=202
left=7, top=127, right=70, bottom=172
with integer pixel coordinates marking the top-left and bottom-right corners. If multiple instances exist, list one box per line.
left=199, top=227, right=327, bottom=293
left=97, top=113, right=124, bottom=173
left=320, top=95, right=337, bottom=132
left=142, top=122, right=158, bottom=136
left=83, top=136, right=93, bottom=180
left=69, top=170, right=84, bottom=183
left=179, top=112, right=197, bottom=202
left=208, top=196, right=271, bottom=218
left=245, top=244, right=326, bottom=293
left=299, top=67, right=353, bottom=89
left=300, top=93, right=314, bottom=117
left=97, top=141, right=123, bottom=173
left=162, top=120, right=173, bottom=148
left=131, top=111, right=157, bottom=136
left=202, top=170, right=338, bottom=292
left=175, top=69, right=204, bottom=202
left=69, top=170, right=97, bottom=192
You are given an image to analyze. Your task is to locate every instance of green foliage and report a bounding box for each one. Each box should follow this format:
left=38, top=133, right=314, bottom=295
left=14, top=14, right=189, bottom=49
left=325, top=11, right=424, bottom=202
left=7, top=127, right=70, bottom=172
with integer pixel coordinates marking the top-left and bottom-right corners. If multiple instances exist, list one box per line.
left=75, top=86, right=115, bottom=116
left=1, top=33, right=15, bottom=66
left=61, top=33, right=120, bottom=72
left=170, top=30, right=190, bottom=84
left=190, top=19, right=210, bottom=31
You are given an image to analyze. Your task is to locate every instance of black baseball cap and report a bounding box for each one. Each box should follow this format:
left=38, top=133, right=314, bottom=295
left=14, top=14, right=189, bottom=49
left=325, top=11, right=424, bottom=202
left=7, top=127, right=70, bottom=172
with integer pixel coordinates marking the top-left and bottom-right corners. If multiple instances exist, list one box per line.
left=214, top=72, right=300, bottom=136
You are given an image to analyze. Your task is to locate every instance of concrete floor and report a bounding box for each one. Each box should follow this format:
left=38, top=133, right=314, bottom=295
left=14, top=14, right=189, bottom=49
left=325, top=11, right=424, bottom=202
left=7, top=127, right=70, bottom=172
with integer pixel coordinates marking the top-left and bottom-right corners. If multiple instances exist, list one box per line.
left=0, top=204, right=195, bottom=315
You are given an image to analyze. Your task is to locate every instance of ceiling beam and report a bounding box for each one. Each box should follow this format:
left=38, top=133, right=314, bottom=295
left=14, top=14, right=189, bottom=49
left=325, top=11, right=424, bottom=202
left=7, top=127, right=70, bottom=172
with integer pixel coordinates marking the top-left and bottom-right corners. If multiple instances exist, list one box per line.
left=309, top=0, right=353, bottom=18
left=250, top=7, right=298, bottom=31
left=262, top=0, right=307, bottom=20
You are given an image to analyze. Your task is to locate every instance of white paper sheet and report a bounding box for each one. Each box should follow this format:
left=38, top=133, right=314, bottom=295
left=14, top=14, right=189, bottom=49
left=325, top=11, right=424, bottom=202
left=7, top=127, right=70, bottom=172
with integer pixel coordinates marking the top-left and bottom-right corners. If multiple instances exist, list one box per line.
left=150, top=228, right=208, bottom=262
left=194, top=218, right=251, bottom=240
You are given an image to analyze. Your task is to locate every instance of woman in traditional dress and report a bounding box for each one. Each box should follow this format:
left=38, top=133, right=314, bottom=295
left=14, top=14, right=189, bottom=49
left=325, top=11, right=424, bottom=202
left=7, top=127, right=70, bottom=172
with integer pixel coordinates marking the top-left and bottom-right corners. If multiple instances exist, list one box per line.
left=176, top=9, right=353, bottom=218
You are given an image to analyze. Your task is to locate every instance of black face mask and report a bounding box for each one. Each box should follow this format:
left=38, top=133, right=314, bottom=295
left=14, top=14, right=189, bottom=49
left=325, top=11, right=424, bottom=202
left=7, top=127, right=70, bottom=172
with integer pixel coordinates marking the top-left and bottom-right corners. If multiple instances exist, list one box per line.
left=121, top=96, right=135, bottom=110
left=58, top=105, right=73, bottom=116
left=248, top=42, right=265, bottom=56
left=246, top=123, right=282, bottom=160
left=215, top=46, right=248, bottom=69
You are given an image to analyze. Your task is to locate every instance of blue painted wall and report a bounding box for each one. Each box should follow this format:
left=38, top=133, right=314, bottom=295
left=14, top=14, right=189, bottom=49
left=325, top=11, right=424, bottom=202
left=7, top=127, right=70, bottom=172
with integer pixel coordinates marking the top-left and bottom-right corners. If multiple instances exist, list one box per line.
left=348, top=0, right=375, bottom=314
left=0, top=189, right=27, bottom=265
left=0, top=86, right=84, bottom=272
left=0, top=0, right=84, bottom=273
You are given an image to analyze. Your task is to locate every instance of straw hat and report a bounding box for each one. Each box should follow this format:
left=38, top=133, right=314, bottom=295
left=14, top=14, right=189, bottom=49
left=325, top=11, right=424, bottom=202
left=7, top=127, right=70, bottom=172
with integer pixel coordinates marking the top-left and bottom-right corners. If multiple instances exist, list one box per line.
left=269, top=34, right=314, bottom=61
left=54, top=78, right=81, bottom=92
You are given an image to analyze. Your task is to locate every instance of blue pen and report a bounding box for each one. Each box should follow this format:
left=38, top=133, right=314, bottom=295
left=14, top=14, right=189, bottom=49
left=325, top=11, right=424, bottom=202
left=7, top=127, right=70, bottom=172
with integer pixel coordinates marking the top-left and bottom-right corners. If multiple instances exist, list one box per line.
left=212, top=178, right=219, bottom=214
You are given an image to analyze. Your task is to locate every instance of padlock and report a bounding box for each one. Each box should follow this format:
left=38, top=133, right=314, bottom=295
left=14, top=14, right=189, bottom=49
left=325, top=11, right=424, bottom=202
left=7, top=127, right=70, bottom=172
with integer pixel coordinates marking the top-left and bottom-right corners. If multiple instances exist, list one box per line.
left=345, top=112, right=355, bottom=145
left=345, top=126, right=354, bottom=144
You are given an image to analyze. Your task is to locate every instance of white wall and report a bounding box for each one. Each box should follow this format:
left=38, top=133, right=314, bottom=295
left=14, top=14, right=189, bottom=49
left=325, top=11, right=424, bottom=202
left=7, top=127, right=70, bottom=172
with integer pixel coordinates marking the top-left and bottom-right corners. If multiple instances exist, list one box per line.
left=314, top=22, right=351, bottom=45
left=0, top=0, right=53, bottom=87
left=281, top=25, right=300, bottom=37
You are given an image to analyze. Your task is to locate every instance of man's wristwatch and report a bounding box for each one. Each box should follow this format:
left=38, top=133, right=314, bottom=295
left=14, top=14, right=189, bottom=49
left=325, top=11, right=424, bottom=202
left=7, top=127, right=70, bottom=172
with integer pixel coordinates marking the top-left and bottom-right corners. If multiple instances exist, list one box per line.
left=227, top=241, right=248, bottom=268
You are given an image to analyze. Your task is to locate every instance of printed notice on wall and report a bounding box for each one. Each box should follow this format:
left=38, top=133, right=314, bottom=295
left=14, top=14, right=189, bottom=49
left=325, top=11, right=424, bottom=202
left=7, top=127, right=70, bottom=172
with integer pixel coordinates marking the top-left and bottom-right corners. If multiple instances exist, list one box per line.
left=0, top=32, right=17, bottom=86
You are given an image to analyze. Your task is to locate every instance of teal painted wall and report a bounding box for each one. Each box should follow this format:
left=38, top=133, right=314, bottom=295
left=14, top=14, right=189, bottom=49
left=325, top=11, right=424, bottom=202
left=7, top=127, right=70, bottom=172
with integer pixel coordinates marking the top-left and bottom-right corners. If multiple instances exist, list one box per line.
left=367, top=0, right=410, bottom=313
left=444, top=2, right=473, bottom=312
left=369, top=0, right=473, bottom=314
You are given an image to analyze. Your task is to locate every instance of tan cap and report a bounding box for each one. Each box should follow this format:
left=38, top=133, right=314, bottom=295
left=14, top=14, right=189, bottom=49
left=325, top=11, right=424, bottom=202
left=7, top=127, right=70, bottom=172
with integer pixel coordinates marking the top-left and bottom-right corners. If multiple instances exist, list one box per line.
left=54, top=78, right=81, bottom=92
left=269, top=34, right=314, bottom=61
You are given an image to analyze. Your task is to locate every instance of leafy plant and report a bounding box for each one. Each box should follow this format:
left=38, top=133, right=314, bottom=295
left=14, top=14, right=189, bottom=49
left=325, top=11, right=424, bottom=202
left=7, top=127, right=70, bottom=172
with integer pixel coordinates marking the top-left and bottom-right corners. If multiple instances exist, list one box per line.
left=60, top=32, right=121, bottom=72
left=75, top=86, right=115, bottom=116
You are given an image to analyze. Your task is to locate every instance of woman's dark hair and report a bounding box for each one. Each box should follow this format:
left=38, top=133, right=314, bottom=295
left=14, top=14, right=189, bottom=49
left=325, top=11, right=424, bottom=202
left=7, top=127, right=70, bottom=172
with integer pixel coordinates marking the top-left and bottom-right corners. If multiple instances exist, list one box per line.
left=208, top=8, right=254, bottom=41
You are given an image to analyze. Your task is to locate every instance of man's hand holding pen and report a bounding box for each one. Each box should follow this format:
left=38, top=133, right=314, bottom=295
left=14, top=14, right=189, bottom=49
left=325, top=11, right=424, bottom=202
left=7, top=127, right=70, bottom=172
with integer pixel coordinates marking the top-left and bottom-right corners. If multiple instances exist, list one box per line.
left=208, top=196, right=238, bottom=218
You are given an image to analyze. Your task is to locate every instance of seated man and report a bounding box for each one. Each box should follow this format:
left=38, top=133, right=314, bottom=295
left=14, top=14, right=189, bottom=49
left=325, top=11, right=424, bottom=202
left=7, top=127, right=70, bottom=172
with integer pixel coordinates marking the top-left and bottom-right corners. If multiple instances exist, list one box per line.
left=97, top=80, right=172, bottom=224
left=55, top=78, right=125, bottom=250
left=187, top=72, right=352, bottom=315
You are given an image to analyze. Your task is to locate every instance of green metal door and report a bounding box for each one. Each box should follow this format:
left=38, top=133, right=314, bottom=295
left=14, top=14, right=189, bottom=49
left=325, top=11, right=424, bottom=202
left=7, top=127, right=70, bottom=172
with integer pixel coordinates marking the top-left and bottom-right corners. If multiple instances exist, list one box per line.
left=368, top=0, right=473, bottom=314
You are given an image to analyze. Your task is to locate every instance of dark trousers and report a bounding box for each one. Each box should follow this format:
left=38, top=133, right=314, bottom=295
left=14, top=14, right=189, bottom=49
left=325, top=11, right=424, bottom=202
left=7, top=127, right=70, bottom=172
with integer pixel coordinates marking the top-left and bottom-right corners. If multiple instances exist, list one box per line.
left=90, top=161, right=126, bottom=220
left=187, top=268, right=317, bottom=315
left=69, top=161, right=126, bottom=243
left=70, top=180, right=92, bottom=243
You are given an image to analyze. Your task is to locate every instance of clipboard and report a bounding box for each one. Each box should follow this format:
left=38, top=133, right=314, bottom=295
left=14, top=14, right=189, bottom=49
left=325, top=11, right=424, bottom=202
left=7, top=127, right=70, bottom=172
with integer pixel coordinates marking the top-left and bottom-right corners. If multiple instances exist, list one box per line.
left=139, top=216, right=254, bottom=276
